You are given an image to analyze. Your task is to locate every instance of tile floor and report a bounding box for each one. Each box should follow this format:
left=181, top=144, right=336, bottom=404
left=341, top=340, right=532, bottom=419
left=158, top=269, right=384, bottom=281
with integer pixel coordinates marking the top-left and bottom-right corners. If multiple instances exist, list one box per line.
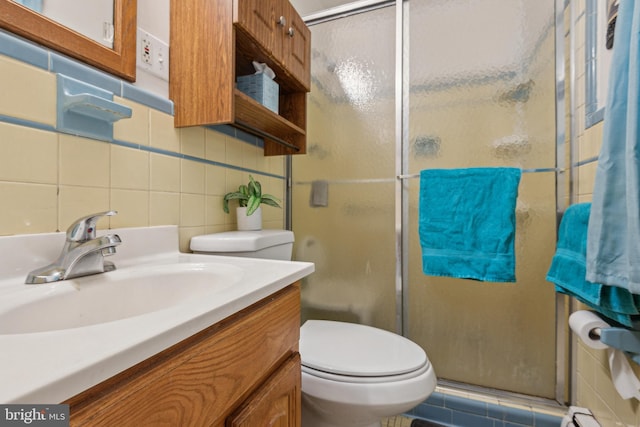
left=382, top=416, right=415, bottom=427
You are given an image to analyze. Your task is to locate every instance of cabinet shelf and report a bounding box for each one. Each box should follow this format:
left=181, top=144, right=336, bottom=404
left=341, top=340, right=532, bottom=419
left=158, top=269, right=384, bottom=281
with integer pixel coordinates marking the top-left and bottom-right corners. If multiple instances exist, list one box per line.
left=235, top=89, right=305, bottom=137
left=170, top=0, right=310, bottom=156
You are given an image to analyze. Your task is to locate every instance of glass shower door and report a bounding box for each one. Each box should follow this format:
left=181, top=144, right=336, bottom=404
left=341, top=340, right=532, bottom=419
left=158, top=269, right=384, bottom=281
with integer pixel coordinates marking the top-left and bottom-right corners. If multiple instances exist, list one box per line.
left=292, top=5, right=397, bottom=332
left=406, top=0, right=557, bottom=397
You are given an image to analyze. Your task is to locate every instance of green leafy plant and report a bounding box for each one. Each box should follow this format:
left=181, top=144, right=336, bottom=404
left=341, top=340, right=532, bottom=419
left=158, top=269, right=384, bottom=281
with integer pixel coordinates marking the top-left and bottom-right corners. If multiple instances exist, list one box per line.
left=223, top=175, right=282, bottom=216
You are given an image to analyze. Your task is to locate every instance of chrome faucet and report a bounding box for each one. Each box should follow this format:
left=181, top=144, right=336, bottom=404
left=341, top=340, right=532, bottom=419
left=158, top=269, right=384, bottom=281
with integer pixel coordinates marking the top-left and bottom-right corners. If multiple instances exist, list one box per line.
left=25, top=211, right=122, bottom=284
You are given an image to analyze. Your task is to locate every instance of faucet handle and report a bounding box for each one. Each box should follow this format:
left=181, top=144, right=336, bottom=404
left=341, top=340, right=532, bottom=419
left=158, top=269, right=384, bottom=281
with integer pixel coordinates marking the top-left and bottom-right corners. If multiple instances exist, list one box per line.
left=66, top=210, right=117, bottom=242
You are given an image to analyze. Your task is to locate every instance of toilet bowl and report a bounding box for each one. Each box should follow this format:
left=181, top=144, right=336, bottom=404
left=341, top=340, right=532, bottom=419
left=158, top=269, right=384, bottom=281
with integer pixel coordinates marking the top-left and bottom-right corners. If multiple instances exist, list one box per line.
left=300, top=319, right=436, bottom=427
left=190, top=230, right=437, bottom=427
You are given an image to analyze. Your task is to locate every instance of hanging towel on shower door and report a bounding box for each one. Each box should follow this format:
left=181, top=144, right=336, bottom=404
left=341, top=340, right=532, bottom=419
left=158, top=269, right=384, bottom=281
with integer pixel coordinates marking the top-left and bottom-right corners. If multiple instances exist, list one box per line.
left=586, top=0, right=640, bottom=294
left=419, top=167, right=521, bottom=282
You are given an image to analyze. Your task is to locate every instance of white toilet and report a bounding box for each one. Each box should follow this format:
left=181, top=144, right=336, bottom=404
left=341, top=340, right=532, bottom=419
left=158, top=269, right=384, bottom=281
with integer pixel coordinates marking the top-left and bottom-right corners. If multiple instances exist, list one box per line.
left=190, top=230, right=437, bottom=427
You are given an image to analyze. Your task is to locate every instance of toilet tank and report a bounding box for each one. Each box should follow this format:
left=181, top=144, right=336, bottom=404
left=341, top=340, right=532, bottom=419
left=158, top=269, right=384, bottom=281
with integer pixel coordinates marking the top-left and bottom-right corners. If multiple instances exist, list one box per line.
left=190, top=230, right=294, bottom=261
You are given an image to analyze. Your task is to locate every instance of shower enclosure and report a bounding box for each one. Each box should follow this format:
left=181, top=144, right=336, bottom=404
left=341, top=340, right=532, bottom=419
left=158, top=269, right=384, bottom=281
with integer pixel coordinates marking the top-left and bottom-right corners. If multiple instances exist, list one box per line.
left=291, top=0, right=559, bottom=400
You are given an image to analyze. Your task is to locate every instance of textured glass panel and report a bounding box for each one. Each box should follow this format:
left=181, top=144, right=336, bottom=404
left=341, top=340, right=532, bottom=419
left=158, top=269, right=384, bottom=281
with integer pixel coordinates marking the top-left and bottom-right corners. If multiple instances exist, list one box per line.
left=292, top=6, right=396, bottom=332
left=292, top=0, right=557, bottom=398
left=290, top=0, right=362, bottom=18
left=408, top=0, right=556, bottom=171
left=408, top=173, right=557, bottom=397
left=408, top=0, right=557, bottom=397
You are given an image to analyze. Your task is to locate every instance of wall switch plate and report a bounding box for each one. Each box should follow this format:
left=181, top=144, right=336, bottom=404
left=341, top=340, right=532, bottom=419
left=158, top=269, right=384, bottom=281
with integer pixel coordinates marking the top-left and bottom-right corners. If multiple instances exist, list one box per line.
left=137, top=27, right=169, bottom=81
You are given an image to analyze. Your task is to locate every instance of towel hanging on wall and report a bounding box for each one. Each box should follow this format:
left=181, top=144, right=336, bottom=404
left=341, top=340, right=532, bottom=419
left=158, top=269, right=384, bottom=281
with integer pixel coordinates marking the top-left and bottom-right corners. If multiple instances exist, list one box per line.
left=547, top=203, right=640, bottom=328
left=586, top=0, right=640, bottom=294
left=419, top=167, right=521, bottom=282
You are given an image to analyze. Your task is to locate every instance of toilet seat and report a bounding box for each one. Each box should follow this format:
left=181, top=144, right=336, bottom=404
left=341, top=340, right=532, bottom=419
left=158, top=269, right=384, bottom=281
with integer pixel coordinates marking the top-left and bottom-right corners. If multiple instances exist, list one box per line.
left=300, top=320, right=429, bottom=380
left=302, top=362, right=430, bottom=384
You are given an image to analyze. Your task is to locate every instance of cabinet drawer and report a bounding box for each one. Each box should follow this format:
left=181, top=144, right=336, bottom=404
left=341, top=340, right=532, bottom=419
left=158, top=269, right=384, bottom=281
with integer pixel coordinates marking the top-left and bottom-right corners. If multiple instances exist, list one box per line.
left=66, top=284, right=301, bottom=427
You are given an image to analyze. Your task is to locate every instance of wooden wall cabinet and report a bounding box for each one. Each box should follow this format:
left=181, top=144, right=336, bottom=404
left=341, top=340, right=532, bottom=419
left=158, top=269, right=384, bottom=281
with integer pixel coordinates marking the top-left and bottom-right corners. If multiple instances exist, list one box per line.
left=65, top=284, right=302, bottom=427
left=170, top=0, right=310, bottom=156
left=235, top=0, right=310, bottom=90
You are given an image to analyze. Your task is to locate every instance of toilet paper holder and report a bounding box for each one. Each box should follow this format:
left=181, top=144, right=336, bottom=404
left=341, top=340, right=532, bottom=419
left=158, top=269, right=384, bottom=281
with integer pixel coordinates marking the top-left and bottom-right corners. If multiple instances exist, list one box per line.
left=591, top=327, right=640, bottom=365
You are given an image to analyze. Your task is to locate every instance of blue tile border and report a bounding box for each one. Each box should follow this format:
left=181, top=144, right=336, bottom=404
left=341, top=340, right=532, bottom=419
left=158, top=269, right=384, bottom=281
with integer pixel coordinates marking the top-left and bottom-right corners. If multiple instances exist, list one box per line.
left=504, top=407, right=534, bottom=426
left=406, top=392, right=564, bottom=427
left=207, top=125, right=264, bottom=149
left=410, top=403, right=452, bottom=425
left=425, top=392, right=445, bottom=407
left=113, top=139, right=284, bottom=180
left=0, top=30, right=280, bottom=181
left=0, top=30, right=173, bottom=117
left=445, top=394, right=488, bottom=417
left=0, top=114, right=56, bottom=133
left=50, top=52, right=122, bottom=95
left=452, top=411, right=494, bottom=427
left=0, top=31, right=174, bottom=117
left=123, top=82, right=173, bottom=115
left=0, top=30, right=48, bottom=69
left=0, top=114, right=282, bottom=182
left=488, top=403, right=507, bottom=420
left=534, top=412, right=565, bottom=427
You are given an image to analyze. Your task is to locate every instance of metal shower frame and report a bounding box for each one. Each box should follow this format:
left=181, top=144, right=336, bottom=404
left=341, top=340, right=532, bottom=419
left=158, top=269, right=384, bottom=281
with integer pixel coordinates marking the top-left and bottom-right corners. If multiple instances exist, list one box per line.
left=285, top=0, right=569, bottom=406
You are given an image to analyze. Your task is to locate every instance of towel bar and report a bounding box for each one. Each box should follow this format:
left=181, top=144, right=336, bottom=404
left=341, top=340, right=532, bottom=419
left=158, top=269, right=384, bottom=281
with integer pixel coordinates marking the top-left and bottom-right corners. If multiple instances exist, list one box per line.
left=397, top=167, right=563, bottom=180
left=296, top=168, right=564, bottom=186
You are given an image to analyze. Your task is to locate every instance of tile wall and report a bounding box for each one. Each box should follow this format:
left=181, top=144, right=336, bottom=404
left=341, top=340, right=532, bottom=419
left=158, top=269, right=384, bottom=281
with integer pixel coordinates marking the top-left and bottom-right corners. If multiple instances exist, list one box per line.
left=5, top=1, right=640, bottom=425
left=0, top=31, right=286, bottom=252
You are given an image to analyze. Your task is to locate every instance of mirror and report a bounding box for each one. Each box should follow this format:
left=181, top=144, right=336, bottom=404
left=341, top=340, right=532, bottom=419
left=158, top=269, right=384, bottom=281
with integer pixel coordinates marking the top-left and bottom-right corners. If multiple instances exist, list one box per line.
left=0, top=0, right=136, bottom=81
left=17, top=0, right=117, bottom=49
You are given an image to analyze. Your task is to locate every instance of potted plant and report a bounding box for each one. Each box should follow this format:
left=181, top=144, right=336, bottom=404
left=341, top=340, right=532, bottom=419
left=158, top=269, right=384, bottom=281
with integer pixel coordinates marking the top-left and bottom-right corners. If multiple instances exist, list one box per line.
left=223, top=175, right=282, bottom=230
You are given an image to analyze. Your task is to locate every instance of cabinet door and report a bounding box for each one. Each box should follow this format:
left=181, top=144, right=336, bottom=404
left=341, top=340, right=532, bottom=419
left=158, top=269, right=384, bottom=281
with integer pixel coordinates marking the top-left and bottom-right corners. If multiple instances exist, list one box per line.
left=282, top=3, right=310, bottom=90
left=226, top=353, right=301, bottom=427
left=235, top=0, right=278, bottom=56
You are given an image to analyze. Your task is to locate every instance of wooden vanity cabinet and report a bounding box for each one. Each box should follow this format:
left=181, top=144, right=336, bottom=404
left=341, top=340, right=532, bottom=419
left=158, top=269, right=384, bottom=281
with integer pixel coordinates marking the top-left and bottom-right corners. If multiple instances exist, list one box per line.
left=65, top=284, right=302, bottom=427
left=170, top=0, right=310, bottom=156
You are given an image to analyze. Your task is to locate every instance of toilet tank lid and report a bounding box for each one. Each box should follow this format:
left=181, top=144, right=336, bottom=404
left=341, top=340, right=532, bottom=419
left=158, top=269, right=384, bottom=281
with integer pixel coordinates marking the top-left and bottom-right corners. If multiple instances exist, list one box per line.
left=190, top=230, right=294, bottom=252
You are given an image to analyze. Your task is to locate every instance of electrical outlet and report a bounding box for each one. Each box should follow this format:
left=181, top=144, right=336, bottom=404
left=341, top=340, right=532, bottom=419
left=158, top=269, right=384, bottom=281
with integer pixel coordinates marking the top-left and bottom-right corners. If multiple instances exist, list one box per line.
left=140, top=32, right=152, bottom=65
left=137, top=27, right=169, bottom=81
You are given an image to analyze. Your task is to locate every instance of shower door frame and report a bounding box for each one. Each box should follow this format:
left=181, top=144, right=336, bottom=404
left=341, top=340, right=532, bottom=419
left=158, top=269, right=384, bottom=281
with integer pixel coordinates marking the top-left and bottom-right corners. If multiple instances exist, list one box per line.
left=288, top=0, right=569, bottom=405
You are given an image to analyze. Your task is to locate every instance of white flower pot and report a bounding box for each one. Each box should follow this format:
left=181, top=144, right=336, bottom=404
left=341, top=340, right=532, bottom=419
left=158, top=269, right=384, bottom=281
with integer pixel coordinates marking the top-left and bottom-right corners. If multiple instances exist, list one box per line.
left=236, top=206, right=262, bottom=231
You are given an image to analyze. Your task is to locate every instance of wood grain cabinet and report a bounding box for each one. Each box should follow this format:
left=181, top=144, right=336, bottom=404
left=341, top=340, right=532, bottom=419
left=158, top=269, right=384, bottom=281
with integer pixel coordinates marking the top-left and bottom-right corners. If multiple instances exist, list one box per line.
left=65, top=284, right=302, bottom=427
left=235, top=0, right=310, bottom=90
left=227, top=354, right=300, bottom=426
left=170, top=0, right=310, bottom=155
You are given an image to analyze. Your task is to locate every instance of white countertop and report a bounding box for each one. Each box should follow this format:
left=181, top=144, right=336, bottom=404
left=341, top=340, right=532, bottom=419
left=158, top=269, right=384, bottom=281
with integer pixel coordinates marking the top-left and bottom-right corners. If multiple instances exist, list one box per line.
left=0, top=226, right=314, bottom=404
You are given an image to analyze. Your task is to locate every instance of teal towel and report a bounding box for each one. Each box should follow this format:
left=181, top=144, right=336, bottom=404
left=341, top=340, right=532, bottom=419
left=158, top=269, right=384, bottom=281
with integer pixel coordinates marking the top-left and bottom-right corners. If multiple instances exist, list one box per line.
left=546, top=203, right=640, bottom=327
left=586, top=0, right=640, bottom=293
left=419, top=167, right=521, bottom=282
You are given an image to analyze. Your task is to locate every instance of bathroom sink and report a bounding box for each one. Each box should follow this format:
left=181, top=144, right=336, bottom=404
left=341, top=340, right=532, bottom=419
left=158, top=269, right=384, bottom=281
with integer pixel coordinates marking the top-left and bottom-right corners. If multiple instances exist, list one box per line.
left=0, top=262, right=243, bottom=334
left=0, top=225, right=314, bottom=404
